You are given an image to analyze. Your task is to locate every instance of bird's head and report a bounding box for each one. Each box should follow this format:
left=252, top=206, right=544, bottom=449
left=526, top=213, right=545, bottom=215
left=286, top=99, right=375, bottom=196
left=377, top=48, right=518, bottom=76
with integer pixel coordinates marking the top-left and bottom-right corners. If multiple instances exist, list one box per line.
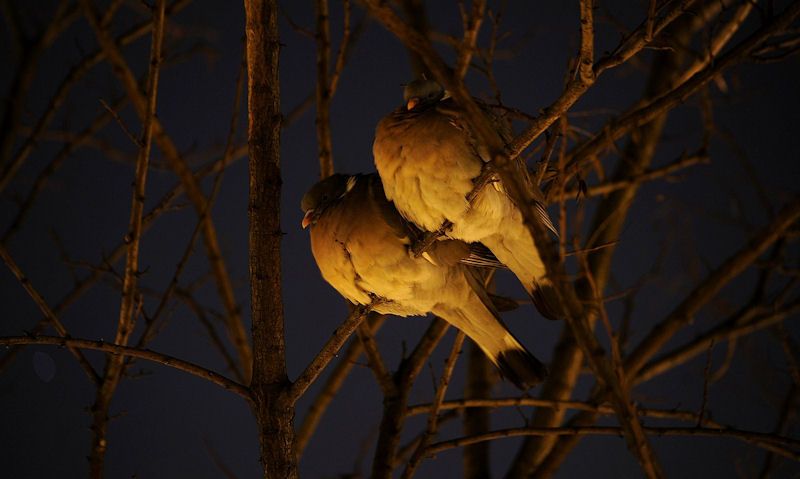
left=301, top=174, right=358, bottom=229
left=403, top=78, right=445, bottom=111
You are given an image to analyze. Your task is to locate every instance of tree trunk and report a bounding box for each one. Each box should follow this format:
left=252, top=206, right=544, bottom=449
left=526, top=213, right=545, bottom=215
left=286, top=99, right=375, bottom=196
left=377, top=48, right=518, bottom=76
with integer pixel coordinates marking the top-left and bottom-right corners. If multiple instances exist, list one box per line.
left=243, top=0, right=296, bottom=477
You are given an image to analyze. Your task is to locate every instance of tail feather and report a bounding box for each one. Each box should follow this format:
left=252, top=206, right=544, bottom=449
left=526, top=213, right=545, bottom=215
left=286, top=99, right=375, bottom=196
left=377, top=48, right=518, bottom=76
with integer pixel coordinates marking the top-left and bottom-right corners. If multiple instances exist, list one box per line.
left=480, top=231, right=564, bottom=321
left=435, top=269, right=547, bottom=390
left=496, top=347, right=547, bottom=389
left=530, top=282, right=565, bottom=320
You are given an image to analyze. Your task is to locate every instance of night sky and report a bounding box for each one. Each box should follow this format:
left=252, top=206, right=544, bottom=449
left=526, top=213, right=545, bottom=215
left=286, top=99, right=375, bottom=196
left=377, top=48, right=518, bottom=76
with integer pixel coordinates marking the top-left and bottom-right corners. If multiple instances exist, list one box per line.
left=1, top=0, right=799, bottom=477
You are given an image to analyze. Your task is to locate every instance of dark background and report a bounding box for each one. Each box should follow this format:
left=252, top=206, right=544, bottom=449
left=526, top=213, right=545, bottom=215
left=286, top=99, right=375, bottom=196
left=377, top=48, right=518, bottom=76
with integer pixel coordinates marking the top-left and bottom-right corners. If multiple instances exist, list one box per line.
left=1, top=0, right=799, bottom=477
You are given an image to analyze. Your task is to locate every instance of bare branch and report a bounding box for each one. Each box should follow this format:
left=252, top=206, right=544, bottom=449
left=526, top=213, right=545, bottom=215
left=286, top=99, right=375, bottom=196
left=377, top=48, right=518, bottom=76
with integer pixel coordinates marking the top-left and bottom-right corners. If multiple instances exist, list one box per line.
left=371, top=318, right=449, bottom=479
left=295, top=314, right=386, bottom=458
left=554, top=151, right=709, bottom=201
left=87, top=2, right=166, bottom=474
left=454, top=0, right=485, bottom=80
left=462, top=340, right=493, bottom=479
left=315, top=0, right=334, bottom=178
left=0, top=244, right=100, bottom=384
left=0, top=335, right=250, bottom=399
left=0, top=0, right=193, bottom=193
left=402, top=331, right=464, bottom=478
left=626, top=198, right=800, bottom=378
left=0, top=2, right=78, bottom=172
left=568, top=2, right=800, bottom=175
left=637, top=301, right=800, bottom=384
left=426, top=426, right=800, bottom=461
left=289, top=302, right=379, bottom=402
left=81, top=0, right=252, bottom=378
left=357, top=315, right=397, bottom=396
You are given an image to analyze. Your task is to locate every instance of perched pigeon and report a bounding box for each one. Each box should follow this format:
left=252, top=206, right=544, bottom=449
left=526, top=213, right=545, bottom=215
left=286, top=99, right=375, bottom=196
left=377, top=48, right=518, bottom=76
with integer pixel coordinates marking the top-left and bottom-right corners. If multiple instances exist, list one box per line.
left=373, top=79, right=562, bottom=320
left=302, top=173, right=547, bottom=389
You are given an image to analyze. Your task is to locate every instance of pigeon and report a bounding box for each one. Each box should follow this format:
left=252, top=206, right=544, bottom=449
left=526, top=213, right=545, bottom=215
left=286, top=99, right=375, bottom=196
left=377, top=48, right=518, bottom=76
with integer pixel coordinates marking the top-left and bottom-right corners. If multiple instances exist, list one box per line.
left=373, top=78, right=562, bottom=320
left=302, top=173, right=547, bottom=389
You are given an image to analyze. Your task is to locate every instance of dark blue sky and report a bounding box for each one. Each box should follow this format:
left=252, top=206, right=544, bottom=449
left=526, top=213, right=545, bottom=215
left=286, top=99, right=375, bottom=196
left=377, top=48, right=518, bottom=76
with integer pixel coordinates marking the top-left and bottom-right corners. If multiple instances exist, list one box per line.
left=1, top=1, right=799, bottom=477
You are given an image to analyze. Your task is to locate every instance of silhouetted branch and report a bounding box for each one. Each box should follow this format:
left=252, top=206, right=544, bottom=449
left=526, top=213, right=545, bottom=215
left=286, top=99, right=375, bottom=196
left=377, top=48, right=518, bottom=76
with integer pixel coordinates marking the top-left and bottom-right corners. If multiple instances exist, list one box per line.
left=84, top=1, right=166, bottom=474
left=295, top=314, right=386, bottom=458
left=0, top=244, right=100, bottom=384
left=0, top=0, right=193, bottom=193
left=401, top=331, right=464, bottom=478
left=626, top=198, right=800, bottom=378
left=289, top=302, right=379, bottom=402
left=0, top=335, right=250, bottom=398
left=371, top=318, right=449, bottom=479
left=425, top=426, right=800, bottom=461
left=357, top=315, right=397, bottom=396
left=637, top=301, right=800, bottom=384
left=315, top=0, right=333, bottom=178
left=454, top=0, right=485, bottom=80
left=82, top=0, right=252, bottom=379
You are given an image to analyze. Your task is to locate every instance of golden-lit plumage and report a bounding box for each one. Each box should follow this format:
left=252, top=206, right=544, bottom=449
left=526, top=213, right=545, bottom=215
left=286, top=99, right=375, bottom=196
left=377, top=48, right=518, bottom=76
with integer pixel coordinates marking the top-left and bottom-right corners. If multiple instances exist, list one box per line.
left=374, top=79, right=562, bottom=320
left=302, top=173, right=546, bottom=389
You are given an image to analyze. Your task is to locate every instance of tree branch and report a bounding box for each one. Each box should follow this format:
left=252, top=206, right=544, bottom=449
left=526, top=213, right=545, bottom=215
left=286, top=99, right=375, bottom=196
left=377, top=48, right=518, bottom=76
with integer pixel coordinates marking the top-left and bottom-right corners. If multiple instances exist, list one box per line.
left=81, top=0, right=252, bottom=378
left=626, top=198, right=800, bottom=378
left=0, top=244, right=100, bottom=384
left=0, top=335, right=250, bottom=398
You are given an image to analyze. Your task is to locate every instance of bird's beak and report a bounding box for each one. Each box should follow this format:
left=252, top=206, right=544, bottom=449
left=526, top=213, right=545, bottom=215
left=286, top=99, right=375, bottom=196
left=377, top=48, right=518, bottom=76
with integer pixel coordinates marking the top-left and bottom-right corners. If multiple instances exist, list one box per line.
left=406, top=97, right=419, bottom=110
left=302, top=210, right=315, bottom=229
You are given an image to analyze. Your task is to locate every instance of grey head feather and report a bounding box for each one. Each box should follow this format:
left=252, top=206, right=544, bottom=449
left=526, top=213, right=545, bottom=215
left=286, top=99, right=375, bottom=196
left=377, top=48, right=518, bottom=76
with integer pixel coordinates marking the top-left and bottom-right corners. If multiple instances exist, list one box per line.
left=403, top=78, right=445, bottom=110
left=301, top=174, right=359, bottom=213
left=301, top=174, right=359, bottom=228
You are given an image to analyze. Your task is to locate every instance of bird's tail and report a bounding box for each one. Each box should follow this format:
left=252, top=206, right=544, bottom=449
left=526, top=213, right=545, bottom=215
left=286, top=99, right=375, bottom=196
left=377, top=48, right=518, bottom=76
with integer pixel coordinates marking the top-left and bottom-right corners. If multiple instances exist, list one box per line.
left=436, top=305, right=547, bottom=389
left=496, top=343, right=548, bottom=390
left=480, top=225, right=564, bottom=321
left=530, top=279, right=564, bottom=321
left=434, top=270, right=547, bottom=389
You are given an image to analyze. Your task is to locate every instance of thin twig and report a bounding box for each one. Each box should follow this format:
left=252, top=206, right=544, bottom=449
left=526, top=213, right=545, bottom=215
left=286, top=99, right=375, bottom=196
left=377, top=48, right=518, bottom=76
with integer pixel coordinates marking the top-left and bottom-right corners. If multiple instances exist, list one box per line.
left=175, top=290, right=244, bottom=382
left=99, top=98, right=142, bottom=147
left=0, top=244, right=100, bottom=384
left=626, top=198, right=800, bottom=378
left=370, top=318, right=449, bottom=479
left=454, top=0, right=485, bottom=80
left=0, top=0, right=193, bottom=193
left=0, top=335, right=250, bottom=399
left=289, top=302, right=379, bottom=402
left=81, top=0, right=253, bottom=379
left=0, top=148, right=246, bottom=373
left=1, top=94, right=125, bottom=243
left=425, top=426, right=800, bottom=461
left=0, top=1, right=78, bottom=172
left=697, top=340, right=714, bottom=427
left=328, top=0, right=352, bottom=96
left=295, top=314, right=386, bottom=458
left=567, top=2, right=800, bottom=178
left=554, top=151, right=709, bottom=201
left=637, top=302, right=800, bottom=384
left=401, top=332, right=465, bottom=479
left=357, top=317, right=397, bottom=396
left=87, top=2, right=167, bottom=475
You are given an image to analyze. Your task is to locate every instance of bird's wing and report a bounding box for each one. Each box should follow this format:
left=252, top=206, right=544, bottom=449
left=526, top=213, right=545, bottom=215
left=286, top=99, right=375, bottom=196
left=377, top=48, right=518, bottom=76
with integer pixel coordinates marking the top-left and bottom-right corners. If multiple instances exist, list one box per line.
left=374, top=106, right=481, bottom=232
left=460, top=242, right=506, bottom=269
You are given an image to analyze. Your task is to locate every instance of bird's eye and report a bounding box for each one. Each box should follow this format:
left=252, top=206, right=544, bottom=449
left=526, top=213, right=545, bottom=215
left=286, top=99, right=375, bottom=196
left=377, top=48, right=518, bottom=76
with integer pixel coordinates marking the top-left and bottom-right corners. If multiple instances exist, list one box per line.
left=321, top=194, right=329, bottom=202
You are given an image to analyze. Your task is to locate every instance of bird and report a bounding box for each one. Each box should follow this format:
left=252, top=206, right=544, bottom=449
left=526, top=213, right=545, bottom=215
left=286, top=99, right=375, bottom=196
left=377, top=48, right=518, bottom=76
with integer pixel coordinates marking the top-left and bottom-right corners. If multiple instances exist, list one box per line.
left=301, top=173, right=547, bottom=389
left=373, top=78, right=563, bottom=320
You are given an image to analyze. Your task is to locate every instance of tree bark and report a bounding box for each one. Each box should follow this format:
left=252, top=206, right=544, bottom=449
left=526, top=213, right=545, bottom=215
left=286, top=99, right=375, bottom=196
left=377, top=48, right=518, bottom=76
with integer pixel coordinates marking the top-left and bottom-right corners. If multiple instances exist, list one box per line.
left=244, top=0, right=296, bottom=477
left=463, top=340, right=492, bottom=479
